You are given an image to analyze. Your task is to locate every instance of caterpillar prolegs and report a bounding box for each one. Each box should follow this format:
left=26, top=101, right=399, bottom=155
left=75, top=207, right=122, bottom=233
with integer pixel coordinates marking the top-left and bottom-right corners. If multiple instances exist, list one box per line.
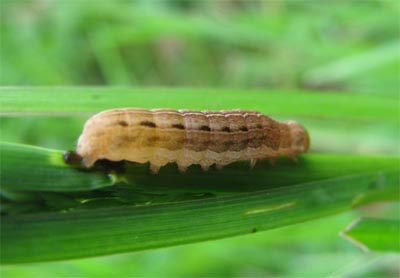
left=76, top=108, right=310, bottom=173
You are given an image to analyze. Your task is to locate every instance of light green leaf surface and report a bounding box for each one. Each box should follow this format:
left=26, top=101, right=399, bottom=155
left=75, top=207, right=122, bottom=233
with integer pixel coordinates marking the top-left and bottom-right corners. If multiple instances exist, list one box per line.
left=0, top=87, right=397, bottom=123
left=341, top=218, right=400, bottom=252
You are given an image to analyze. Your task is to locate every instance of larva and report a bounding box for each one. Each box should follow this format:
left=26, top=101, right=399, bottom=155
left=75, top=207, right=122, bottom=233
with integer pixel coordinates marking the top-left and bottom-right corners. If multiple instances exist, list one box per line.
left=76, top=108, right=310, bottom=173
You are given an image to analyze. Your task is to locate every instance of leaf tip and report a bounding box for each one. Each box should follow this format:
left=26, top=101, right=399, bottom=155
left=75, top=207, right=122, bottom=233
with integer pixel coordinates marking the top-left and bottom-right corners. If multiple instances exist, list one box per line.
left=340, top=217, right=370, bottom=252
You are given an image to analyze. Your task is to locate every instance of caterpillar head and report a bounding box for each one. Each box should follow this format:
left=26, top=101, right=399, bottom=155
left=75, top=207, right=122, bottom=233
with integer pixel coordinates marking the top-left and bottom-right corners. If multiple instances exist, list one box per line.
left=285, top=120, right=310, bottom=154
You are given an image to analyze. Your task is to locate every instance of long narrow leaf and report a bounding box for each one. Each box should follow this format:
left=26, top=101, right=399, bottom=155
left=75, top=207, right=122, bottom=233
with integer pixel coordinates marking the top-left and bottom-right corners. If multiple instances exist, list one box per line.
left=1, top=142, right=398, bottom=193
left=0, top=87, right=397, bottom=123
left=2, top=169, right=398, bottom=264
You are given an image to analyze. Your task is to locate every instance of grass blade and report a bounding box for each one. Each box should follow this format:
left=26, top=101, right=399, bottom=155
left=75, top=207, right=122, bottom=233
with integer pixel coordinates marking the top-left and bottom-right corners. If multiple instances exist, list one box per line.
left=0, top=87, right=397, bottom=123
left=1, top=170, right=398, bottom=264
left=0, top=142, right=112, bottom=191
left=122, top=153, right=399, bottom=195
left=341, top=218, right=400, bottom=252
left=1, top=142, right=398, bottom=194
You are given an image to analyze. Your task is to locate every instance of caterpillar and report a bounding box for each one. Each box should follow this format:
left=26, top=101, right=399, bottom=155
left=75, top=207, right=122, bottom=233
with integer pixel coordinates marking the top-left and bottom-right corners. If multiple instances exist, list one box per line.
left=76, top=108, right=310, bottom=173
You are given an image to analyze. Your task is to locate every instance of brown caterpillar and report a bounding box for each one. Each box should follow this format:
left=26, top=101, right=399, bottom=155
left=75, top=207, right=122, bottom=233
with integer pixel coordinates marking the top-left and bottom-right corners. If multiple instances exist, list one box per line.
left=76, top=108, right=310, bottom=173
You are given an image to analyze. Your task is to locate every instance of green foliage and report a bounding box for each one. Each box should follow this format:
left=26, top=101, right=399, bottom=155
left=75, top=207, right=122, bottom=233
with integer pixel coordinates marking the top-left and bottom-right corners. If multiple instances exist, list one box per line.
left=2, top=140, right=399, bottom=209
left=2, top=212, right=400, bottom=277
left=1, top=0, right=399, bottom=276
left=1, top=142, right=112, bottom=192
left=1, top=87, right=399, bottom=265
left=2, top=168, right=398, bottom=263
left=1, top=1, right=399, bottom=94
left=1, top=87, right=397, bottom=120
left=341, top=218, right=400, bottom=252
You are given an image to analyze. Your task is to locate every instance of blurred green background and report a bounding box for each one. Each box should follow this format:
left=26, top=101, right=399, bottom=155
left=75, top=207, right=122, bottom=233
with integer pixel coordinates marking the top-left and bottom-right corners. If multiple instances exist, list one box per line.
left=1, top=0, right=399, bottom=93
left=1, top=0, right=399, bottom=277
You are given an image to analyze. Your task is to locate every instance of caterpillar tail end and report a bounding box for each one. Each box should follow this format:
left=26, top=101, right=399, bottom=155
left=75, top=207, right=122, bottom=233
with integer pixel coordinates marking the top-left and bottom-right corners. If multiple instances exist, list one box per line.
left=285, top=120, right=310, bottom=154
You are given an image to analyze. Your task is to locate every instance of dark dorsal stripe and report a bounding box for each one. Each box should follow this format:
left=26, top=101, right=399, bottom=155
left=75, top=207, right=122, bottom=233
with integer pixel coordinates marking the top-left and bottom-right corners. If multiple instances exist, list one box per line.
left=140, top=121, right=156, bottom=128
left=199, top=125, right=211, bottom=131
left=171, top=123, right=185, bottom=130
left=118, top=120, right=128, bottom=127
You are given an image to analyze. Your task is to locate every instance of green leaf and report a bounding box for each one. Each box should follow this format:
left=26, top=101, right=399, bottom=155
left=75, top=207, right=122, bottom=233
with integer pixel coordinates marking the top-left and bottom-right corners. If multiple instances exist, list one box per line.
left=125, top=154, right=398, bottom=194
left=0, top=87, right=397, bottom=123
left=0, top=142, right=112, bottom=192
left=1, top=170, right=398, bottom=264
left=1, top=142, right=398, bottom=194
left=341, top=218, right=400, bottom=252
